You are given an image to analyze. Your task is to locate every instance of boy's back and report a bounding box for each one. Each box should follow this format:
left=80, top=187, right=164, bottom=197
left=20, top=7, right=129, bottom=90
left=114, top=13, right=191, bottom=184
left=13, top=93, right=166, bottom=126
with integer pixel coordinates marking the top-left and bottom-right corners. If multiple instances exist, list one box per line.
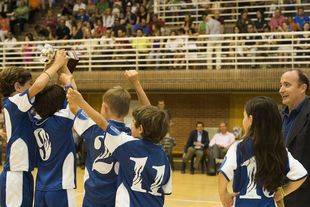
left=104, top=130, right=172, bottom=207
left=31, top=103, right=76, bottom=191
left=74, top=110, right=131, bottom=206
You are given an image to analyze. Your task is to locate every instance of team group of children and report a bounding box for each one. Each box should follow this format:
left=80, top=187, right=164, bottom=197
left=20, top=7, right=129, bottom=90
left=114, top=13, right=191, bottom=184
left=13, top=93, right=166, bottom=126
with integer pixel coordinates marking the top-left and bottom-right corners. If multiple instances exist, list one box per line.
left=0, top=50, right=307, bottom=207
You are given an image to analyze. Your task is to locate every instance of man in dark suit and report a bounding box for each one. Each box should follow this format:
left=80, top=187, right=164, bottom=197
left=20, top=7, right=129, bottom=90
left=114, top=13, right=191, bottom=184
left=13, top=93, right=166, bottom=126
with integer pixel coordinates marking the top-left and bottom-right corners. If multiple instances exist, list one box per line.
left=182, top=122, right=209, bottom=174
left=279, top=69, right=310, bottom=207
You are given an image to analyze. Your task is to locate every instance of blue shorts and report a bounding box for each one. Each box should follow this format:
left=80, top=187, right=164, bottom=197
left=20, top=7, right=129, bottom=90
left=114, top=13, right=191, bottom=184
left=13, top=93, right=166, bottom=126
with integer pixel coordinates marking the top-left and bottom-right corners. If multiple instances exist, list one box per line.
left=34, top=189, right=76, bottom=207
left=83, top=195, right=114, bottom=207
left=0, top=171, right=34, bottom=207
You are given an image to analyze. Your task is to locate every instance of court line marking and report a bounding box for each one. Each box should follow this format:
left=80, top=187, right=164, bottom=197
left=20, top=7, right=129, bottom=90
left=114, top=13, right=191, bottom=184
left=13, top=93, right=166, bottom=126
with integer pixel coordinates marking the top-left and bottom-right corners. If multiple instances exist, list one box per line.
left=75, top=192, right=220, bottom=204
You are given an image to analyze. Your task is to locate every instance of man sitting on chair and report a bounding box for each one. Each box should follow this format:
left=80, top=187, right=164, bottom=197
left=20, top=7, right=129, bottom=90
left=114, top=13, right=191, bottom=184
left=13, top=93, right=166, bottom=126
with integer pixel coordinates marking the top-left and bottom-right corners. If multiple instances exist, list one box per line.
left=207, top=122, right=235, bottom=174
left=182, top=122, right=209, bottom=174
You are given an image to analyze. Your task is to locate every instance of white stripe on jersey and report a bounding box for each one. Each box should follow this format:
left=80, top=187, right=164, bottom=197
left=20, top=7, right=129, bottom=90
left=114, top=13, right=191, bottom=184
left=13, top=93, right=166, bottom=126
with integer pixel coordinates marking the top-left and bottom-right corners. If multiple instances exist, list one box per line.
left=55, top=105, right=75, bottom=120
left=10, top=138, right=29, bottom=171
left=104, top=132, right=138, bottom=154
left=8, top=92, right=33, bottom=113
left=220, top=141, right=240, bottom=181
left=62, top=152, right=75, bottom=189
left=6, top=171, right=23, bottom=207
left=67, top=189, right=77, bottom=207
left=162, top=167, right=173, bottom=194
left=73, top=111, right=96, bottom=136
left=3, top=108, right=12, bottom=142
left=286, top=150, right=308, bottom=180
left=115, top=183, right=130, bottom=207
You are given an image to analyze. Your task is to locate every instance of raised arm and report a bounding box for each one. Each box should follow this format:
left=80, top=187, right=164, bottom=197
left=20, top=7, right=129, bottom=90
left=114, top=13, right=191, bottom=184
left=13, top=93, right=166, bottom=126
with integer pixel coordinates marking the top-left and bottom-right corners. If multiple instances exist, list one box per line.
left=58, top=65, right=77, bottom=90
left=67, top=88, right=108, bottom=130
left=124, top=70, right=150, bottom=106
left=28, top=50, right=67, bottom=98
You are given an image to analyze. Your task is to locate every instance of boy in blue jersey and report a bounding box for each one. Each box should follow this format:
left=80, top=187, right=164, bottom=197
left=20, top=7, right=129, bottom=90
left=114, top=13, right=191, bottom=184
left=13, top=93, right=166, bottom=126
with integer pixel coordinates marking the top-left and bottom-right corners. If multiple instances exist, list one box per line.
left=68, top=70, right=150, bottom=207
left=31, top=68, right=78, bottom=207
left=0, top=50, right=67, bottom=207
left=219, top=97, right=307, bottom=207
left=68, top=93, right=172, bottom=207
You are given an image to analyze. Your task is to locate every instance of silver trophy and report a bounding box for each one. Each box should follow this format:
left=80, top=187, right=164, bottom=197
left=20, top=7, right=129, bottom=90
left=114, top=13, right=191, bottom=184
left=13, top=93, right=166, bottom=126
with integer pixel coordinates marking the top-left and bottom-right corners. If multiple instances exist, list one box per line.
left=38, top=44, right=79, bottom=72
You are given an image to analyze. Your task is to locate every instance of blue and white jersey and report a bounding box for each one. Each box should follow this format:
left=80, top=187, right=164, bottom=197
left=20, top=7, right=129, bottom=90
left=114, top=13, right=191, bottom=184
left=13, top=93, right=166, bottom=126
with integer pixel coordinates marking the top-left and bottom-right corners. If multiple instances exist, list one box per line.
left=73, top=109, right=131, bottom=206
left=2, top=90, right=37, bottom=172
left=220, top=138, right=308, bottom=207
left=31, top=102, right=76, bottom=191
left=104, top=131, right=172, bottom=207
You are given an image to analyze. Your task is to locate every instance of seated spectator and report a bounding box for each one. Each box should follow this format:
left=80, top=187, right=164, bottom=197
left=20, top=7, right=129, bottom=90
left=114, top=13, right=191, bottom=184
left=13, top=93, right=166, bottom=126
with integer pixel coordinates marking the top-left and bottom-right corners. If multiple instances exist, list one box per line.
left=165, top=30, right=185, bottom=69
left=112, top=2, right=122, bottom=18
left=244, top=24, right=260, bottom=68
left=100, top=28, right=114, bottom=60
left=92, top=19, right=105, bottom=38
left=62, top=1, right=73, bottom=16
left=294, top=7, right=309, bottom=31
left=71, top=20, right=83, bottom=39
left=0, top=13, right=10, bottom=35
left=229, top=26, right=244, bottom=60
left=75, top=8, right=90, bottom=22
left=10, top=0, right=29, bottom=35
left=45, top=9, right=57, bottom=36
left=160, top=136, right=176, bottom=170
left=86, top=0, right=96, bottom=16
left=22, top=33, right=33, bottom=66
left=254, top=10, right=267, bottom=32
left=269, top=8, right=286, bottom=32
left=73, top=0, right=86, bottom=15
left=0, top=25, right=4, bottom=42
left=137, top=5, right=150, bottom=23
left=124, top=5, right=137, bottom=26
left=184, top=34, right=198, bottom=69
left=102, top=8, right=114, bottom=29
left=213, top=10, right=224, bottom=24
left=207, top=122, right=235, bottom=174
left=198, top=13, right=207, bottom=34
left=236, top=10, right=253, bottom=33
left=296, top=22, right=310, bottom=65
left=34, top=24, right=50, bottom=40
left=56, top=17, right=71, bottom=39
left=3, top=32, right=18, bottom=64
left=277, top=22, right=293, bottom=65
left=131, top=29, right=150, bottom=69
left=183, top=14, right=194, bottom=34
left=112, top=17, right=126, bottom=37
left=287, top=16, right=299, bottom=31
left=149, top=14, right=165, bottom=34
left=182, top=122, right=209, bottom=174
left=133, top=18, right=151, bottom=36
left=96, top=0, right=109, bottom=14
left=148, top=29, right=164, bottom=68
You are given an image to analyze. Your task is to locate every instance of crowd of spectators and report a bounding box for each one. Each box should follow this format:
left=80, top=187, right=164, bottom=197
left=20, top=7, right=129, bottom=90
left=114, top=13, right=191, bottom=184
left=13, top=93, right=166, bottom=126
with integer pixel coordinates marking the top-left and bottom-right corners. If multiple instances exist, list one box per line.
left=0, top=0, right=309, bottom=69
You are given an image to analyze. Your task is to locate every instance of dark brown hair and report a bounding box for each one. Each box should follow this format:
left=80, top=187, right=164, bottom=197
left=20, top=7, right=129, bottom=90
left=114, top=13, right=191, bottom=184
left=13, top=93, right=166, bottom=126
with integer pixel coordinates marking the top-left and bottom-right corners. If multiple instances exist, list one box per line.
left=132, top=105, right=169, bottom=143
left=244, top=96, right=288, bottom=192
left=0, top=67, right=32, bottom=97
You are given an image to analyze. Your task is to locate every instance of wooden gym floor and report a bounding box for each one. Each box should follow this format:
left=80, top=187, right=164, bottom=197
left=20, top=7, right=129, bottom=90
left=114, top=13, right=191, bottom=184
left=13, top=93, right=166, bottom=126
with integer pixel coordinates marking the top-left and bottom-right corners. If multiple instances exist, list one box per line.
left=75, top=168, right=222, bottom=207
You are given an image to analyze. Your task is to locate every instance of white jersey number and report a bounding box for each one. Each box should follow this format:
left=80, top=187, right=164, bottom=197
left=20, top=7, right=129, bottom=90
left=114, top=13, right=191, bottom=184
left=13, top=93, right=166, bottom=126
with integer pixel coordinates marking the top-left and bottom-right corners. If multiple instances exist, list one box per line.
left=130, top=157, right=166, bottom=196
left=34, top=128, right=52, bottom=161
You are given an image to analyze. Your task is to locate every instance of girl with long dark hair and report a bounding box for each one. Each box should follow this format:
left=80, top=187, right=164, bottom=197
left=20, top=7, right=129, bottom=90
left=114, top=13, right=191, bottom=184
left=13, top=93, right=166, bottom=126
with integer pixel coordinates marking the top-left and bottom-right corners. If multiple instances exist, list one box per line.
left=218, top=96, right=307, bottom=207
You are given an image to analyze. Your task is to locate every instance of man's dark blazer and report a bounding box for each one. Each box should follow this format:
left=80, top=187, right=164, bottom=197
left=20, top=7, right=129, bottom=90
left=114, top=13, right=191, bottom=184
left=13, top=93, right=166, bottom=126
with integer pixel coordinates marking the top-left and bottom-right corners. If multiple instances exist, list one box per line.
left=184, top=130, right=209, bottom=153
left=284, top=97, right=310, bottom=207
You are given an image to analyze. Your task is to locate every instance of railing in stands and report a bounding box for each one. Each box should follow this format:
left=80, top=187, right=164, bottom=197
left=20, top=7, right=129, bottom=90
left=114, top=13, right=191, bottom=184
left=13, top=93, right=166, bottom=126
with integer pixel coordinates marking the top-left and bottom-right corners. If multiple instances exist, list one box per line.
left=154, top=0, right=310, bottom=26
left=0, top=32, right=309, bottom=71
